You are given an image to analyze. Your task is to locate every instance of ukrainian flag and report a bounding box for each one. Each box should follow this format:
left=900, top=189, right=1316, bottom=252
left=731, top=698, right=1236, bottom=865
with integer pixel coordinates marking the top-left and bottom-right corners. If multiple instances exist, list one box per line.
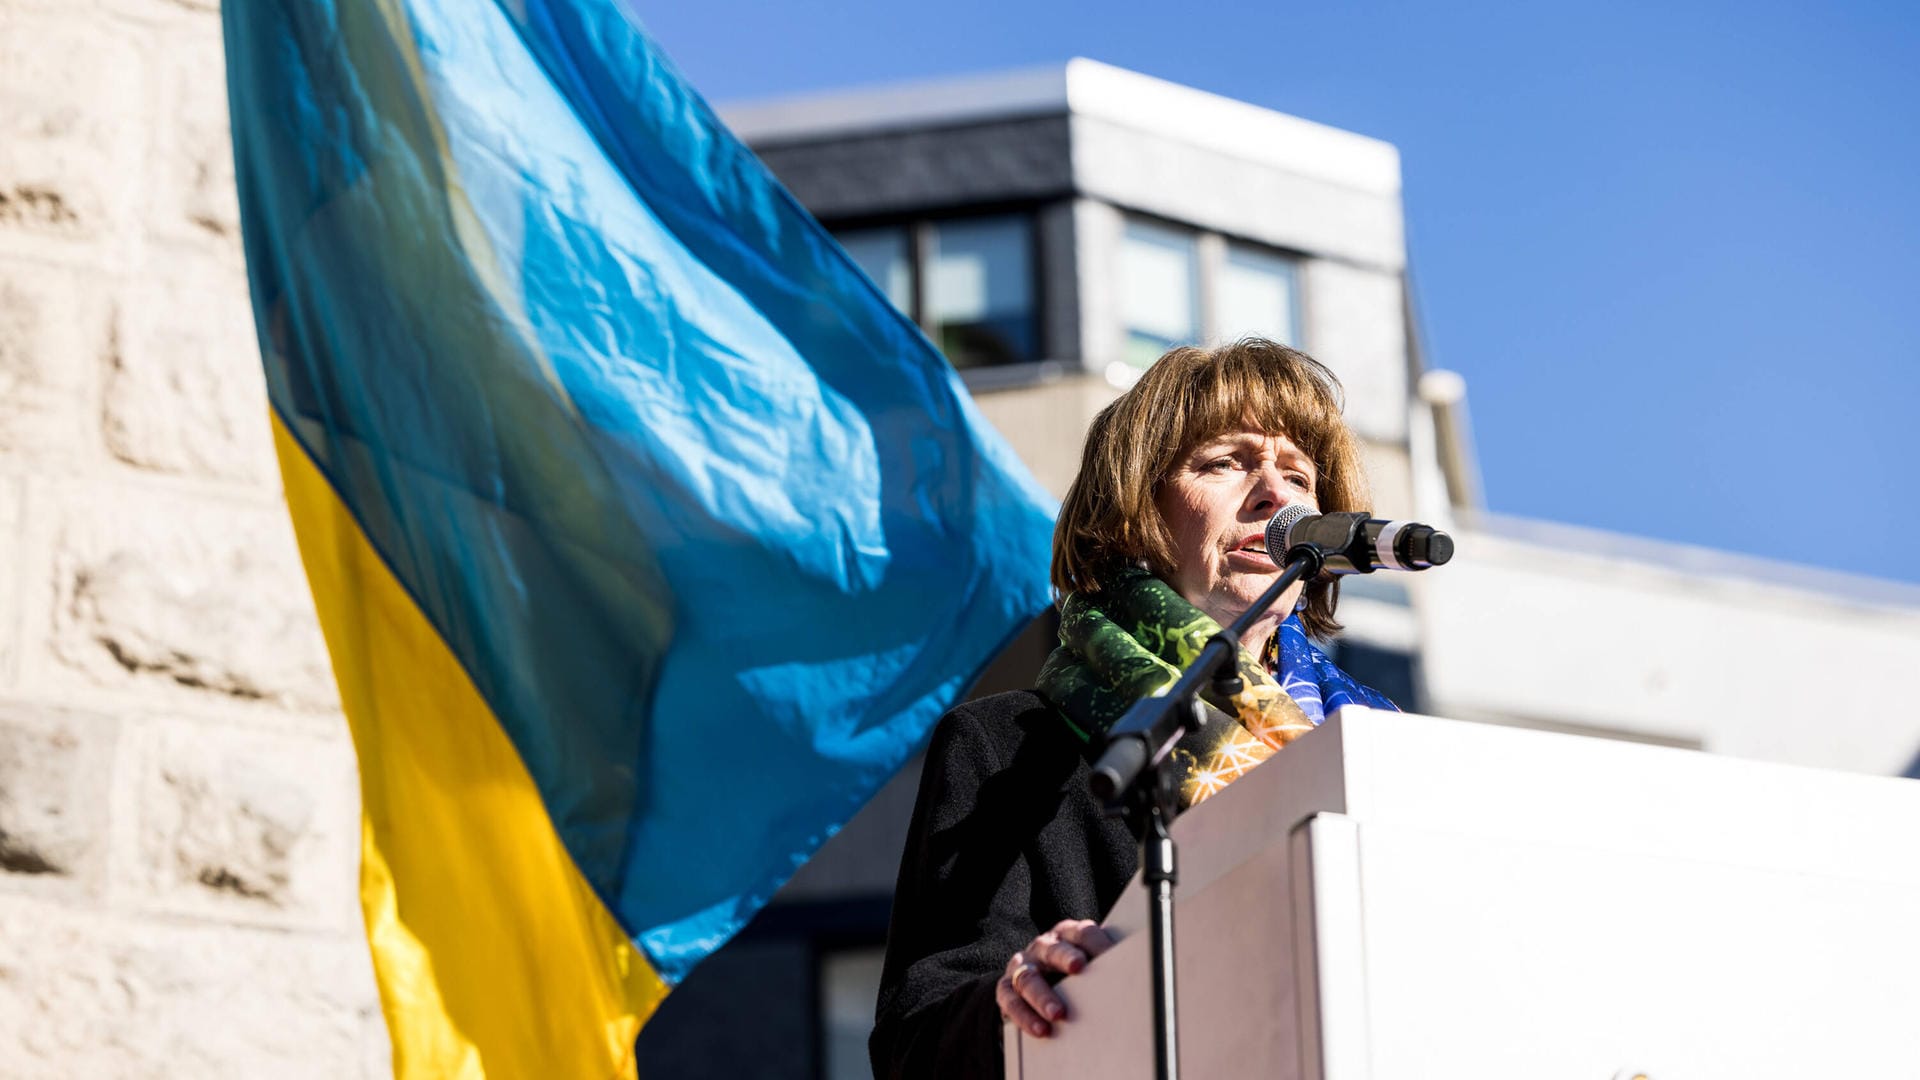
left=223, top=1, right=1055, bottom=1074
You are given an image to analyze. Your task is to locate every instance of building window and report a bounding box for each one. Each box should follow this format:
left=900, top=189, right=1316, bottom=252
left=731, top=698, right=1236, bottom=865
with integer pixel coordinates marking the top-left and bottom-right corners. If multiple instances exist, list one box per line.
left=835, top=227, right=912, bottom=314
left=820, top=946, right=887, bottom=1080
left=1118, top=218, right=1302, bottom=371
left=1216, top=241, right=1299, bottom=346
left=1120, top=220, right=1199, bottom=369
left=927, top=217, right=1036, bottom=369
left=830, top=212, right=1040, bottom=370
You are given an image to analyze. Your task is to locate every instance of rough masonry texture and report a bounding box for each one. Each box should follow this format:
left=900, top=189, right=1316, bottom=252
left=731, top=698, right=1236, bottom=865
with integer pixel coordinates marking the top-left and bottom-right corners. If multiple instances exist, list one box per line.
left=0, top=707, right=114, bottom=887
left=0, top=0, right=387, bottom=1074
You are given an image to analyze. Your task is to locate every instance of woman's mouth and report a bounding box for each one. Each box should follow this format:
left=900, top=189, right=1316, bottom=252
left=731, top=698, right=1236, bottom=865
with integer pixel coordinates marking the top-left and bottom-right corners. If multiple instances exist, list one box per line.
left=1227, top=539, right=1276, bottom=568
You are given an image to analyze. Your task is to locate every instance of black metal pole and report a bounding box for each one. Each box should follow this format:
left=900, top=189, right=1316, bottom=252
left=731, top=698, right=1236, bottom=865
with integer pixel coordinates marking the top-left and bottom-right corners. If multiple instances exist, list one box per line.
left=1142, top=789, right=1179, bottom=1080
left=1097, top=544, right=1329, bottom=1080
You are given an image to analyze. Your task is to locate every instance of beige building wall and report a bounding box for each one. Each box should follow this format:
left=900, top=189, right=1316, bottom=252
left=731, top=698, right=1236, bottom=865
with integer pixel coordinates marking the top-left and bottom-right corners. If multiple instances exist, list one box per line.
left=0, top=1, right=384, bottom=1074
left=1419, top=515, right=1920, bottom=776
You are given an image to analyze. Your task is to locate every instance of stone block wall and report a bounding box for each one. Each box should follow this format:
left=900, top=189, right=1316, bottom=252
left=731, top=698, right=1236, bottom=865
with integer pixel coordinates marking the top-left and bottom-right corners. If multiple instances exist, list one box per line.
left=0, top=0, right=386, bottom=1074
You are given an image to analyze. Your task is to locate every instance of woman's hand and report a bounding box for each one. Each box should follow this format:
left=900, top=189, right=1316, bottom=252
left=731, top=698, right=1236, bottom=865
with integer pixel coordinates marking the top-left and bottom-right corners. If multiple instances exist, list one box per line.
left=995, top=919, right=1116, bottom=1038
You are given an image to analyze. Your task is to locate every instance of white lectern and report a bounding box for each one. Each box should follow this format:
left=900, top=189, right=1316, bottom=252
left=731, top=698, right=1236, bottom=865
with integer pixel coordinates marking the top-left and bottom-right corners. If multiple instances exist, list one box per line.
left=1007, top=708, right=1920, bottom=1080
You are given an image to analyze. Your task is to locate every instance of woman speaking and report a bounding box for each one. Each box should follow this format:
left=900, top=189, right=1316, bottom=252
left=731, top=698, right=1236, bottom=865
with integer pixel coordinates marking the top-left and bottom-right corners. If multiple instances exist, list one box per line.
left=869, top=339, right=1398, bottom=1078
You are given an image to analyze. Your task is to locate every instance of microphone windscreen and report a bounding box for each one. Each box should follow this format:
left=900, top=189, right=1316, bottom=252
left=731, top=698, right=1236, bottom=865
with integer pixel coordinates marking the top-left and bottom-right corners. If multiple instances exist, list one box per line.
left=1264, top=504, right=1317, bottom=558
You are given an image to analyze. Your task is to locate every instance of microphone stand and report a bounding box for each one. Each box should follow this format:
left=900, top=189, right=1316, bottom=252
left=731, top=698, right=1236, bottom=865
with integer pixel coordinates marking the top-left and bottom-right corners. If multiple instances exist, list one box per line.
left=1088, top=543, right=1327, bottom=1080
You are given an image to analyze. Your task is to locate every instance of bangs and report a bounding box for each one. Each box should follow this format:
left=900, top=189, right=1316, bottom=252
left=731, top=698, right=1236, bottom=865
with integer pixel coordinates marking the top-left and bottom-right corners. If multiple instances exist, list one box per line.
left=1161, top=343, right=1349, bottom=474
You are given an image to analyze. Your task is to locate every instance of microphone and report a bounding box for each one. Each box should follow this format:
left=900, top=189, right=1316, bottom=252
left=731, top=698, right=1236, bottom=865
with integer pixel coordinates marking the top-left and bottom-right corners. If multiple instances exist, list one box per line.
left=1264, top=507, right=1454, bottom=574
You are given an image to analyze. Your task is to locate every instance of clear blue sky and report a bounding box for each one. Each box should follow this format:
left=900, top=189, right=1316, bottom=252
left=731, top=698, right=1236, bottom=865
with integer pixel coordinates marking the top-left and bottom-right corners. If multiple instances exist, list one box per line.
left=643, top=1, right=1920, bottom=586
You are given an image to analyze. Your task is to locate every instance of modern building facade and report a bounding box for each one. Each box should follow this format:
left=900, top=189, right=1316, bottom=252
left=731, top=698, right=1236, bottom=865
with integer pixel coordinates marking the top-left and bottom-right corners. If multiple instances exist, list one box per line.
left=735, top=58, right=1432, bottom=691
left=636, top=59, right=1920, bottom=1079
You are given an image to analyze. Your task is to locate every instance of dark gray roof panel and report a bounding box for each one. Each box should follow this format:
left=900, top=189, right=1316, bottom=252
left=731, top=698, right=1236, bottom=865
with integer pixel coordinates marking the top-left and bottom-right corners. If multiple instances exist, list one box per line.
left=751, top=117, right=1075, bottom=220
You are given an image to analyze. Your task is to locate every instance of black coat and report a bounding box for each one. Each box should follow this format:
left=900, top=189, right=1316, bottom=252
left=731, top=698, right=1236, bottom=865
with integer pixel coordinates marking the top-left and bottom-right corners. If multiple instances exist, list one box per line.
left=869, top=690, right=1141, bottom=1079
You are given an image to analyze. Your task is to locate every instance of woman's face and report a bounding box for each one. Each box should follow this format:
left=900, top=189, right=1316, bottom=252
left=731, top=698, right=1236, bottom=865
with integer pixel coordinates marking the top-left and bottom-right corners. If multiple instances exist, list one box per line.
left=1154, top=427, right=1320, bottom=637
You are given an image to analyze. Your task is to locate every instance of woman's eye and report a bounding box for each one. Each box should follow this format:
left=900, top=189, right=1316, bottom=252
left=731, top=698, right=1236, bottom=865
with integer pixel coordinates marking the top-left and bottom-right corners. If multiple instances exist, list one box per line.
left=1288, top=473, right=1312, bottom=489
left=1203, top=458, right=1235, bottom=473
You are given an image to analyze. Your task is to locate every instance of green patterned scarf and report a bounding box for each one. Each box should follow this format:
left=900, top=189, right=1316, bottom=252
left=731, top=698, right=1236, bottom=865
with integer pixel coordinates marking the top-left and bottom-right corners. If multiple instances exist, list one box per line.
left=1036, top=567, right=1315, bottom=808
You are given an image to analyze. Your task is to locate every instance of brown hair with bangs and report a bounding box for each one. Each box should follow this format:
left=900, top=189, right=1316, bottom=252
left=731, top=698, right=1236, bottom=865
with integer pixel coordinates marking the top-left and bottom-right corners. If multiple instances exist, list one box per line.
left=1051, top=338, right=1369, bottom=640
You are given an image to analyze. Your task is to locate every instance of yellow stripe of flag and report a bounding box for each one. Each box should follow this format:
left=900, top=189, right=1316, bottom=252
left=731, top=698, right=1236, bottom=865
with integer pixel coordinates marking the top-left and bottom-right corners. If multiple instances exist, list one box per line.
left=275, top=413, right=668, bottom=1078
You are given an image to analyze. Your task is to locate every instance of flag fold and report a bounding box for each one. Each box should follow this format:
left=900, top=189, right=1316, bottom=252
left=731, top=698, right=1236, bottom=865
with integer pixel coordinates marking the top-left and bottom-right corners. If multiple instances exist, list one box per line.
left=224, top=0, right=1056, bottom=1072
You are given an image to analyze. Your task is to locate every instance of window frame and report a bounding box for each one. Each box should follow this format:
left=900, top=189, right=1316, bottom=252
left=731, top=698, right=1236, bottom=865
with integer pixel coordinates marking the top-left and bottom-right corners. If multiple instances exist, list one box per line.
left=1118, top=216, right=1204, bottom=370
left=1215, top=237, right=1304, bottom=350
left=824, top=203, right=1053, bottom=387
left=1116, top=212, right=1308, bottom=370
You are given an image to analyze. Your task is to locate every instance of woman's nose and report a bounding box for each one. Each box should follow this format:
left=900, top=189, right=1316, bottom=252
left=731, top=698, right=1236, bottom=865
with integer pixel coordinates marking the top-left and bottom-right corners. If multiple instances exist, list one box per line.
left=1245, top=466, right=1296, bottom=515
